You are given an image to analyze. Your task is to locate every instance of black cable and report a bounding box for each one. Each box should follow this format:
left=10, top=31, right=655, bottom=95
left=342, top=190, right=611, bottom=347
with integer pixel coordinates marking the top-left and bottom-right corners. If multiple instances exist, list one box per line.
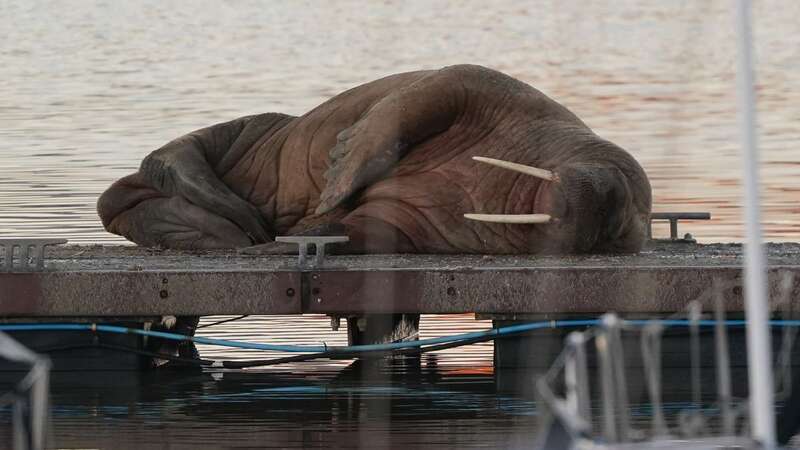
left=27, top=326, right=519, bottom=370
left=30, top=343, right=212, bottom=367
left=222, top=332, right=499, bottom=369
left=99, top=342, right=213, bottom=366
left=196, top=315, right=250, bottom=329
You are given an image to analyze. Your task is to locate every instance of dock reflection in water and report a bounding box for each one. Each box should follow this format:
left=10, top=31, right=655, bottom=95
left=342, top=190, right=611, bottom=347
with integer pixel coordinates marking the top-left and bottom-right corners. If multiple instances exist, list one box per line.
left=0, top=313, right=540, bottom=450
left=22, top=366, right=533, bottom=450
left=1, top=314, right=778, bottom=449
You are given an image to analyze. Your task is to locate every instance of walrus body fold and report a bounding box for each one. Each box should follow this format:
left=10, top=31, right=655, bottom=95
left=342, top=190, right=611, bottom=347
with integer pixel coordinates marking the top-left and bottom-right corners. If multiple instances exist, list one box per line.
left=98, top=64, right=652, bottom=255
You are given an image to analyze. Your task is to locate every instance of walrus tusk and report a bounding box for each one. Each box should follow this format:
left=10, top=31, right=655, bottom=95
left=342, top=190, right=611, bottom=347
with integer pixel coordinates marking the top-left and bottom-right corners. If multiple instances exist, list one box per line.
left=463, top=213, right=552, bottom=224
left=472, top=156, right=557, bottom=182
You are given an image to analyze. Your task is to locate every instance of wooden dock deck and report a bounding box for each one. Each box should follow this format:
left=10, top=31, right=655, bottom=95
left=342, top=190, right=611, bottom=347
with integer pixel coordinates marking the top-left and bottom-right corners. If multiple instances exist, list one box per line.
left=1, top=242, right=799, bottom=318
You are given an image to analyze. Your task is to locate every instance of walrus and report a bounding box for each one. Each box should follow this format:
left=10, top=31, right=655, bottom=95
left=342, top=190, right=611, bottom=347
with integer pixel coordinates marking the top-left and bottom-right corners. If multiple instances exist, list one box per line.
left=98, top=64, right=651, bottom=255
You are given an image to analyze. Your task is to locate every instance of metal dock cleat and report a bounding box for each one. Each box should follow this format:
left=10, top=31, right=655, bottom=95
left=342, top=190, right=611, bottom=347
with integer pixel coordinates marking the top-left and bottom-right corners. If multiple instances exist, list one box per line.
left=274, top=235, right=349, bottom=268
left=0, top=238, right=68, bottom=272
left=647, top=212, right=711, bottom=243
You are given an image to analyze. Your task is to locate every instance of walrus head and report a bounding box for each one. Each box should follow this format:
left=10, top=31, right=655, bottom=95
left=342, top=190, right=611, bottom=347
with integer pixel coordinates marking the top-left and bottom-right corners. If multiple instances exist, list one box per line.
left=465, top=156, right=650, bottom=254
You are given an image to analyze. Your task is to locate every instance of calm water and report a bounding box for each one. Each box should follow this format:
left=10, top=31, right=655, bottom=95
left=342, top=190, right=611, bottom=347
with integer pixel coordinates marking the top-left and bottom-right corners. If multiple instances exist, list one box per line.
left=1, top=0, right=799, bottom=448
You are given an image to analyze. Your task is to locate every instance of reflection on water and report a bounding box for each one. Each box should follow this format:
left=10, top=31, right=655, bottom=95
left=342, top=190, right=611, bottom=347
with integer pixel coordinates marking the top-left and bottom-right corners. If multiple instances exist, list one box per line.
left=0, top=359, right=781, bottom=449
left=1, top=0, right=799, bottom=447
left=195, top=314, right=493, bottom=369
left=1, top=363, right=539, bottom=449
left=1, top=315, right=512, bottom=449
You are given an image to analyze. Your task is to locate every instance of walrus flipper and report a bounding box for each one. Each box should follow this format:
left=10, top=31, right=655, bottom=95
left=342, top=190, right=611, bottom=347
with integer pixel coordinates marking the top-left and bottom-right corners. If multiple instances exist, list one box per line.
left=110, top=192, right=253, bottom=249
left=316, top=68, right=465, bottom=214
left=139, top=116, right=276, bottom=244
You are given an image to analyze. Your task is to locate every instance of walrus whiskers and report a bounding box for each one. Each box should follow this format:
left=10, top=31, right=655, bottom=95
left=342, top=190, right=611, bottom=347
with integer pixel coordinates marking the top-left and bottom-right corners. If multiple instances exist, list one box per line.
left=472, top=156, right=557, bottom=182
left=466, top=156, right=555, bottom=224
left=463, top=213, right=552, bottom=224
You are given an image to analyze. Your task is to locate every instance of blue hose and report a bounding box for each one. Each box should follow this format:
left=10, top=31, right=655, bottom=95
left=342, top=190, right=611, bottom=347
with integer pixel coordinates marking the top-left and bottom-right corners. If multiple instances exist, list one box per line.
left=2, top=319, right=800, bottom=354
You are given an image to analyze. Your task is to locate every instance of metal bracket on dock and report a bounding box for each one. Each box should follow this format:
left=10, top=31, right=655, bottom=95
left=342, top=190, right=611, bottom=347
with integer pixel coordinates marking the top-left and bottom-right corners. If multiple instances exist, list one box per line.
left=275, top=235, right=349, bottom=268
left=0, top=239, right=67, bottom=272
left=647, top=212, right=711, bottom=242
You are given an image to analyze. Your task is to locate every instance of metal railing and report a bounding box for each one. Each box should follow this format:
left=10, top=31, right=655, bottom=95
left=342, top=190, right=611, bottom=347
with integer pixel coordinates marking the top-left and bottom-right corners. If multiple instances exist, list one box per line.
left=0, top=332, right=51, bottom=450
left=533, top=292, right=786, bottom=448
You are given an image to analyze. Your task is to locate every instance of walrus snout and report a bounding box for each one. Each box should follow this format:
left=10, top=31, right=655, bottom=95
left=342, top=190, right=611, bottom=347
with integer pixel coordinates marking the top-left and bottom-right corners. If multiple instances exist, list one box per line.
left=548, top=163, right=642, bottom=253
left=460, top=153, right=647, bottom=254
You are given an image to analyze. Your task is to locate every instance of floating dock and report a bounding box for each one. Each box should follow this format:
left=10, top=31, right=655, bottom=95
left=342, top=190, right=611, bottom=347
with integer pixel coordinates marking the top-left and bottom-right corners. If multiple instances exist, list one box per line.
left=1, top=242, right=799, bottom=318
left=1, top=241, right=800, bottom=373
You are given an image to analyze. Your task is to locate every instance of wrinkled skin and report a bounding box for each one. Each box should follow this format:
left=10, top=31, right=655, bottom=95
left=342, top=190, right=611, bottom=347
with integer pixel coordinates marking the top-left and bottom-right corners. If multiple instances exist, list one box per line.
left=98, top=65, right=652, bottom=255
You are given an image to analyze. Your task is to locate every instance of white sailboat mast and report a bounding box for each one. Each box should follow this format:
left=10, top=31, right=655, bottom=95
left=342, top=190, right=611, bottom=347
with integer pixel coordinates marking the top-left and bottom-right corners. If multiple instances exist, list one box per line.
left=735, top=0, right=775, bottom=447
